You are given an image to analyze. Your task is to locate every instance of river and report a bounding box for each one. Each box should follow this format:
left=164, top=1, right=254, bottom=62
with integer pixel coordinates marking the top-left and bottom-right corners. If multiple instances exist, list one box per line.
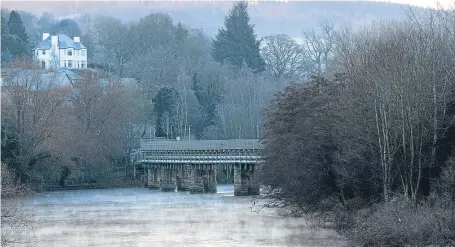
left=23, top=185, right=343, bottom=247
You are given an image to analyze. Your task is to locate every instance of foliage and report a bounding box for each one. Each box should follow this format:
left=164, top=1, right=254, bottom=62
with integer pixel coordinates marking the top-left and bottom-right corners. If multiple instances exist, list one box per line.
left=36, top=12, right=56, bottom=32
left=191, top=70, right=223, bottom=137
left=7, top=10, right=29, bottom=44
left=93, top=15, right=134, bottom=77
left=1, top=59, right=141, bottom=188
left=260, top=7, right=455, bottom=246
left=2, top=11, right=29, bottom=61
left=152, top=87, right=181, bottom=139
left=1, top=14, right=9, bottom=36
left=350, top=197, right=455, bottom=246
left=50, top=18, right=82, bottom=37
left=261, top=76, right=351, bottom=212
left=211, top=1, right=265, bottom=73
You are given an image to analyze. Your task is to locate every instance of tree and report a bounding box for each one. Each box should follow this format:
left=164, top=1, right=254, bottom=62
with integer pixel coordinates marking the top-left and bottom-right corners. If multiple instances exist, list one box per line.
left=175, top=21, right=188, bottom=44
left=51, top=19, right=82, bottom=37
left=94, top=16, right=134, bottom=77
left=302, top=21, right=335, bottom=76
left=260, top=76, right=348, bottom=214
left=260, top=10, right=455, bottom=221
left=37, top=12, right=56, bottom=32
left=261, top=34, right=307, bottom=80
left=1, top=164, right=34, bottom=246
left=211, top=1, right=265, bottom=73
left=1, top=15, right=9, bottom=37
left=152, top=87, right=181, bottom=139
left=1, top=59, right=68, bottom=187
left=8, top=11, right=29, bottom=45
left=3, top=11, right=29, bottom=59
left=191, top=71, right=223, bottom=137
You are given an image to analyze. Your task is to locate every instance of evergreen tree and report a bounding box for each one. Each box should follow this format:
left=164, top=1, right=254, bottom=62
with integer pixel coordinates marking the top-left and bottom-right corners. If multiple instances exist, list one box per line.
left=152, top=87, right=181, bottom=139
left=211, top=1, right=265, bottom=73
left=191, top=72, right=223, bottom=135
left=175, top=21, right=188, bottom=43
left=8, top=11, right=29, bottom=44
left=1, top=15, right=9, bottom=37
left=51, top=19, right=82, bottom=38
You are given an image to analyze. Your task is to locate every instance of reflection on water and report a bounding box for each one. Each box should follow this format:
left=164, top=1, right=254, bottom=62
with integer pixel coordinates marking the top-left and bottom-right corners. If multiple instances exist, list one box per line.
left=23, top=185, right=343, bottom=247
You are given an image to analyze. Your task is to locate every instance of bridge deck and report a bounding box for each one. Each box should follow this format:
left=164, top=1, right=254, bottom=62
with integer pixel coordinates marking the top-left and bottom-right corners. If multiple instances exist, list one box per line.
left=139, top=139, right=262, bottom=151
left=132, top=139, right=263, bottom=165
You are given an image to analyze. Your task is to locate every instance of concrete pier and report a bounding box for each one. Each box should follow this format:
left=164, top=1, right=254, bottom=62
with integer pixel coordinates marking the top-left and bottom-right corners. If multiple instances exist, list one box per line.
left=234, top=164, right=259, bottom=196
left=190, top=165, right=217, bottom=194
left=176, top=166, right=191, bottom=191
left=160, top=167, right=176, bottom=192
left=147, top=168, right=160, bottom=189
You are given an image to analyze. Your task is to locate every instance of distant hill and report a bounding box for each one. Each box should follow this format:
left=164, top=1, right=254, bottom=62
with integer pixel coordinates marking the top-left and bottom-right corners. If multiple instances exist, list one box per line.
left=2, top=1, right=427, bottom=38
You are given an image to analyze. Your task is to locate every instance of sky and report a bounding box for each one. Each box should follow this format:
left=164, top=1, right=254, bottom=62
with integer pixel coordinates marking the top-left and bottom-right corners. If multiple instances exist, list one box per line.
left=2, top=0, right=453, bottom=10
left=376, top=0, right=453, bottom=8
left=2, top=0, right=453, bottom=9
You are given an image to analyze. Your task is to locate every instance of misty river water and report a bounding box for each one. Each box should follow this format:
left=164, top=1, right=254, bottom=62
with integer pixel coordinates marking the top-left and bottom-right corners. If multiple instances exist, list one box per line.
left=23, top=185, right=343, bottom=247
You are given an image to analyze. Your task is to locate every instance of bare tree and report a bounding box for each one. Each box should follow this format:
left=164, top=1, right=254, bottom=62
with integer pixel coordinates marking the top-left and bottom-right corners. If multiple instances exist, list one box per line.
left=93, top=16, right=134, bottom=77
left=334, top=17, right=455, bottom=202
left=302, top=21, right=336, bottom=76
left=261, top=34, right=307, bottom=80
left=1, top=164, right=35, bottom=246
left=1, top=59, right=68, bottom=185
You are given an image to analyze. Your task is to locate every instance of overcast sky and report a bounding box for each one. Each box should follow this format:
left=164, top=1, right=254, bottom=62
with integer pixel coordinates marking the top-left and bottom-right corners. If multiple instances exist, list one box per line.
left=2, top=0, right=452, bottom=9
left=375, top=0, right=452, bottom=8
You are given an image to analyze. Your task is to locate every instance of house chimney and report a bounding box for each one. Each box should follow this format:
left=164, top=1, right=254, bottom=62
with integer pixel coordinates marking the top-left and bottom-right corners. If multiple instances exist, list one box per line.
left=73, top=37, right=80, bottom=43
left=43, top=33, right=50, bottom=40
left=51, top=35, right=58, bottom=48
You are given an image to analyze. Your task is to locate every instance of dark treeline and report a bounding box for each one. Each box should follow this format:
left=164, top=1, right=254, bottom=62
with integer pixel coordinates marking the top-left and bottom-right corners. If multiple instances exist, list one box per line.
left=260, top=7, right=455, bottom=246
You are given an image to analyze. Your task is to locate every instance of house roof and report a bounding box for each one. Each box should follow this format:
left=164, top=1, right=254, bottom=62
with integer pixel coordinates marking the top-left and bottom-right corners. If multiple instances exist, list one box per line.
left=2, top=68, right=85, bottom=88
left=34, top=34, right=87, bottom=50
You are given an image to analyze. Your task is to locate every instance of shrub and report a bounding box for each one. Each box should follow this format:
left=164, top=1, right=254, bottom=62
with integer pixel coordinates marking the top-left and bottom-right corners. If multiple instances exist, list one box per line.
left=350, top=197, right=455, bottom=246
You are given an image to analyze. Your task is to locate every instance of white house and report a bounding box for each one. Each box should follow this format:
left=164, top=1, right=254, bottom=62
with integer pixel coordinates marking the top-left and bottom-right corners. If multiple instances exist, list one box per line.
left=33, top=33, right=87, bottom=70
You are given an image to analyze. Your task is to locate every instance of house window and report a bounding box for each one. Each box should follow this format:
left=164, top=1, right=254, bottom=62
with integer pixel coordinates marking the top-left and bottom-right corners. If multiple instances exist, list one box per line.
left=67, top=49, right=73, bottom=56
left=68, top=60, right=73, bottom=68
left=41, top=61, right=46, bottom=69
left=81, top=50, right=86, bottom=56
left=36, top=50, right=38, bottom=56
left=81, top=62, right=85, bottom=68
left=42, top=50, right=46, bottom=55
left=64, top=60, right=67, bottom=67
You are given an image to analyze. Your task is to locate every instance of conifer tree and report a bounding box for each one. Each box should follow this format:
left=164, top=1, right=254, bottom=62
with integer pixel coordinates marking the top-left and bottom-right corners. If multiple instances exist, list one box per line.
left=211, top=1, right=265, bottom=73
left=1, top=15, right=9, bottom=37
left=8, top=11, right=29, bottom=45
left=175, top=21, right=188, bottom=43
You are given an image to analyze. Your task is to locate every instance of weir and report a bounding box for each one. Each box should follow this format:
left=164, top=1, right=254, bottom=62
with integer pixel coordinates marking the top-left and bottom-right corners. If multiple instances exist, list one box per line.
left=132, top=139, right=263, bottom=196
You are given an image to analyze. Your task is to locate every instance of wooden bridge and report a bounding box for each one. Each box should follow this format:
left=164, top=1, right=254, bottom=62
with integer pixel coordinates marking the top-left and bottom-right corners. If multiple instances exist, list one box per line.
left=131, top=139, right=263, bottom=196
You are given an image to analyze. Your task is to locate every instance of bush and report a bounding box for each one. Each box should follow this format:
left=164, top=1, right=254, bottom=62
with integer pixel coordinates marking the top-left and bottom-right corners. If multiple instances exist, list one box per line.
left=350, top=197, right=455, bottom=247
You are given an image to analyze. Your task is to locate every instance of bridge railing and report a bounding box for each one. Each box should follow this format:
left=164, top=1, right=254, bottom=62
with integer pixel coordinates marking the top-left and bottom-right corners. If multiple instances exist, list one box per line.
left=132, top=149, right=262, bottom=164
left=131, top=139, right=263, bottom=165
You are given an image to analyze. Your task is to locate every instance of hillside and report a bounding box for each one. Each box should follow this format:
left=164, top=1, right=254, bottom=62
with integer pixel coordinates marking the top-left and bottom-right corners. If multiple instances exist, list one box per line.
left=2, top=1, right=427, bottom=38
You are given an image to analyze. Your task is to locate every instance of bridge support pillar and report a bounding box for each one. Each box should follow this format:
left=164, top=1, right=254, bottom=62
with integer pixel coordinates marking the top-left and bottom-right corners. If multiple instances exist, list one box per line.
left=176, top=166, right=191, bottom=191
left=160, top=166, right=176, bottom=192
left=147, top=167, right=160, bottom=189
left=190, top=165, right=217, bottom=194
left=234, top=164, right=259, bottom=196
